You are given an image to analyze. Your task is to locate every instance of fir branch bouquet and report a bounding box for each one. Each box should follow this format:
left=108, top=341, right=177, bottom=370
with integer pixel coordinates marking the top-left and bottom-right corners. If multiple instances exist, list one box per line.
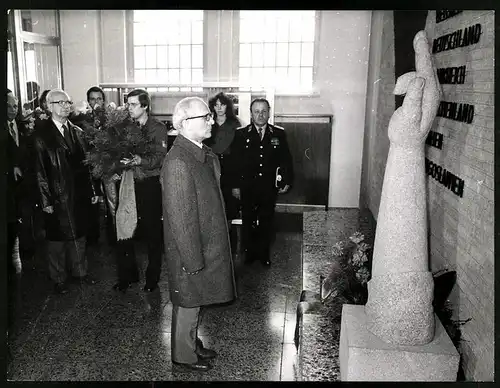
left=321, top=231, right=372, bottom=306
left=71, top=100, right=108, bottom=130
left=83, top=104, right=162, bottom=181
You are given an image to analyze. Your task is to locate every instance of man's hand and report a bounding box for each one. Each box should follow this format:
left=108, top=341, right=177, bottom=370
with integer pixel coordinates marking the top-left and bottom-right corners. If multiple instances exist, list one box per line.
left=131, top=154, right=142, bottom=166
left=91, top=196, right=99, bottom=205
left=110, top=173, right=121, bottom=182
left=232, top=188, right=241, bottom=199
left=13, top=167, right=22, bottom=181
left=182, top=266, right=203, bottom=275
left=278, top=184, right=290, bottom=194
left=43, top=206, right=54, bottom=214
left=120, top=154, right=142, bottom=166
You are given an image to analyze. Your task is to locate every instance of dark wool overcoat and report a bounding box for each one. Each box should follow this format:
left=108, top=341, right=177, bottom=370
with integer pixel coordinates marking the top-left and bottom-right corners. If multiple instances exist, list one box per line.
left=160, top=134, right=237, bottom=308
left=33, top=119, right=95, bottom=241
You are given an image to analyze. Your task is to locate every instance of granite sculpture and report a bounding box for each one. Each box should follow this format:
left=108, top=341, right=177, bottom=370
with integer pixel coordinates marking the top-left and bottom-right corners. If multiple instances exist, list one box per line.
left=364, top=30, right=442, bottom=345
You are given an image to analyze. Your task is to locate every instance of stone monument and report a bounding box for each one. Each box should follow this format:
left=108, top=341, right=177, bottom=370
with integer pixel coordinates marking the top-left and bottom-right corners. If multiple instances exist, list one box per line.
left=339, top=31, right=460, bottom=381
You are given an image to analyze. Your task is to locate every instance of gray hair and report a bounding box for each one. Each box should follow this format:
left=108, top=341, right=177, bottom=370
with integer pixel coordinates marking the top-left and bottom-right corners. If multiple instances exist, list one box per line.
left=46, top=88, right=70, bottom=108
left=172, top=96, right=207, bottom=131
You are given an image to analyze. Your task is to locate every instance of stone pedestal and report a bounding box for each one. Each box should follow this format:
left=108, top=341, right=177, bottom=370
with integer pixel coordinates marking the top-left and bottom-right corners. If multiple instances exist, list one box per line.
left=339, top=304, right=459, bottom=381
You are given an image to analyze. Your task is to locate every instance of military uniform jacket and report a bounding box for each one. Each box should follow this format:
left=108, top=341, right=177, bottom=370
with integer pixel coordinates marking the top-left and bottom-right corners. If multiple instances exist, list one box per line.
left=229, top=123, right=293, bottom=191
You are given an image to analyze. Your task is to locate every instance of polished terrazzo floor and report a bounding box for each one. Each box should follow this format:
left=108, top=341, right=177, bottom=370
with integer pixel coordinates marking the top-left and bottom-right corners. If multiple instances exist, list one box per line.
left=299, top=208, right=376, bottom=381
left=7, top=212, right=303, bottom=381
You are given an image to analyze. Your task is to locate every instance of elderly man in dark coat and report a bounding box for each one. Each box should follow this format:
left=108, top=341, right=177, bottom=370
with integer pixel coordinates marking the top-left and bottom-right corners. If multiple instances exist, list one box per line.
left=33, top=88, right=99, bottom=294
left=161, top=96, right=237, bottom=372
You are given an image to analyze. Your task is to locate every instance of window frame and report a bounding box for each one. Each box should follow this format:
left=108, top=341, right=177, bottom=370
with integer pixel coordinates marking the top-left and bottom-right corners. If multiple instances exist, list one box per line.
left=124, top=10, right=321, bottom=97
left=126, top=10, right=206, bottom=92
left=237, top=10, right=321, bottom=97
left=8, top=9, right=63, bottom=104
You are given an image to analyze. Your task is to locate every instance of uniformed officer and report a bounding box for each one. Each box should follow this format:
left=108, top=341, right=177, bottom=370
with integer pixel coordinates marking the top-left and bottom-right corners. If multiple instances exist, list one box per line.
left=230, top=98, right=293, bottom=266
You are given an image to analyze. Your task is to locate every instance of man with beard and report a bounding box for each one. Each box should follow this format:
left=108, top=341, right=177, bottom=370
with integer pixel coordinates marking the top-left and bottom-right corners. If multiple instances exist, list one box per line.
left=73, top=86, right=109, bottom=245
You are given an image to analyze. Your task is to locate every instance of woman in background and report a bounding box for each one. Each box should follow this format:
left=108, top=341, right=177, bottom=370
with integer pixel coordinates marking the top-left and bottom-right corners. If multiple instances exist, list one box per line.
left=39, top=90, right=50, bottom=112
left=204, top=92, right=242, bottom=223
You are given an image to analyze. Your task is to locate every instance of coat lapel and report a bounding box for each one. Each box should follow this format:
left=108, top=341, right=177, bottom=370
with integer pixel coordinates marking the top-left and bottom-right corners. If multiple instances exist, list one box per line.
left=176, top=134, right=206, bottom=163
left=204, top=145, right=221, bottom=183
left=67, top=121, right=83, bottom=152
left=175, top=134, right=221, bottom=183
left=48, top=120, right=70, bottom=151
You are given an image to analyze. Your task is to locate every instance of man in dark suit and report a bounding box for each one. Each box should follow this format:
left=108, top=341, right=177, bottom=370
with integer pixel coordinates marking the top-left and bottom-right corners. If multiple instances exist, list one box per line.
left=6, top=90, right=24, bottom=269
left=161, top=96, right=236, bottom=372
left=70, top=86, right=107, bottom=132
left=70, top=86, right=108, bottom=245
left=112, top=88, right=168, bottom=293
left=32, top=88, right=99, bottom=294
left=6, top=89, right=39, bottom=267
left=6, top=89, right=23, bottom=364
left=230, top=98, right=294, bottom=267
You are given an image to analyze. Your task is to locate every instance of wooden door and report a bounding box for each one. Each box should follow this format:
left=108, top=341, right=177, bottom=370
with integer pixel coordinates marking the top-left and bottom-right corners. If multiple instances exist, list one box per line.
left=275, top=115, right=332, bottom=208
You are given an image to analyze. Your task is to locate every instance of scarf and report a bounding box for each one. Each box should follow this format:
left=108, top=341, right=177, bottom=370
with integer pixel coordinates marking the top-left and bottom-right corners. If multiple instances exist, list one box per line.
left=115, top=170, right=137, bottom=240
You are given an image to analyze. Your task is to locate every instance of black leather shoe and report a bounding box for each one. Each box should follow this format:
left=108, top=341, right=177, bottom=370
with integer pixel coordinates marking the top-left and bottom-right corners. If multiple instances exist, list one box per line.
left=196, top=347, right=218, bottom=360
left=196, top=338, right=218, bottom=360
left=143, top=284, right=158, bottom=292
left=172, top=358, right=212, bottom=372
left=54, top=282, right=69, bottom=294
left=112, top=282, right=131, bottom=292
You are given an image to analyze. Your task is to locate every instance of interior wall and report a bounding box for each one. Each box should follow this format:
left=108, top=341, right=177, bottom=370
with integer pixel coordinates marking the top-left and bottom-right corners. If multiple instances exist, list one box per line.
left=316, top=11, right=371, bottom=208
left=424, top=10, right=494, bottom=381
left=360, top=11, right=395, bottom=219
left=59, top=10, right=101, bottom=101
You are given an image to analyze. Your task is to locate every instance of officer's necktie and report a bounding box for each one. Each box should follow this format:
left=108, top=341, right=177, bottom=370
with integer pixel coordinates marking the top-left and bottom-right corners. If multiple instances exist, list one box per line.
left=258, top=127, right=264, bottom=141
left=63, top=124, right=73, bottom=151
left=9, top=121, right=19, bottom=146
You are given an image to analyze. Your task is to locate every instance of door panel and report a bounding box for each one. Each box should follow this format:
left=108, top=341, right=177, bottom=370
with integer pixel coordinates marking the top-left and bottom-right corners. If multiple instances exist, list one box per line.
left=275, top=115, right=332, bottom=207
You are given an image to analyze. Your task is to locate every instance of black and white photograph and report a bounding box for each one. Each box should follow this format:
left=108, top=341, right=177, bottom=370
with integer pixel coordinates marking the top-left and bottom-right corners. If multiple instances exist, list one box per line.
left=5, top=9, right=494, bottom=382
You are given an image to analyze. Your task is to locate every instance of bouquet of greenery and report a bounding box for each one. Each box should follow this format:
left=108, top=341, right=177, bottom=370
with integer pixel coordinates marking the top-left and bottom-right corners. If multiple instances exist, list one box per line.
left=321, top=231, right=372, bottom=306
left=83, top=105, right=162, bottom=181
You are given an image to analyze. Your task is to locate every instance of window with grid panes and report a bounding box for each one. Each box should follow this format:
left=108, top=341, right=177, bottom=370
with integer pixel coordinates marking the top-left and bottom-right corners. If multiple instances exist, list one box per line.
left=133, top=10, right=204, bottom=92
left=239, top=11, right=316, bottom=93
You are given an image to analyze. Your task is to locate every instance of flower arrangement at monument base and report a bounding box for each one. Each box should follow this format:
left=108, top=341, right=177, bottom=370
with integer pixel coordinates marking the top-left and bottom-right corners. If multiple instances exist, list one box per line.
left=320, top=231, right=372, bottom=320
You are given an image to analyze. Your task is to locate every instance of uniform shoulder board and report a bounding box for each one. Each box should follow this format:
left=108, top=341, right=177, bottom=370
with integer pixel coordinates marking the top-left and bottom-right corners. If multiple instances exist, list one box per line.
left=236, top=125, right=248, bottom=131
left=271, top=124, right=285, bottom=130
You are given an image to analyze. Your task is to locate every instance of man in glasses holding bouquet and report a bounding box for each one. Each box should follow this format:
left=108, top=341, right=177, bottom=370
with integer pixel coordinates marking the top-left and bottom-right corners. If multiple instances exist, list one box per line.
left=110, top=89, right=168, bottom=293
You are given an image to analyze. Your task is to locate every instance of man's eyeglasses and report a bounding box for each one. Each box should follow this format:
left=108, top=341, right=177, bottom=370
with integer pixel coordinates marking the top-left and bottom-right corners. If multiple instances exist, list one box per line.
left=51, top=100, right=74, bottom=107
left=185, top=113, right=213, bottom=122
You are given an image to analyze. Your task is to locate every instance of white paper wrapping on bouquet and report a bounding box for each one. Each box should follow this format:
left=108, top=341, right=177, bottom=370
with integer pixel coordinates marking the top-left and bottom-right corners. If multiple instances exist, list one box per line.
left=115, top=170, right=138, bottom=241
